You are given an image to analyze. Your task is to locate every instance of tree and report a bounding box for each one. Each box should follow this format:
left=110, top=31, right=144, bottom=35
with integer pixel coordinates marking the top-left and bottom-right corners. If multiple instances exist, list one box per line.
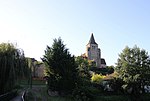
left=106, top=65, right=115, bottom=74
left=42, top=38, right=78, bottom=94
left=0, top=43, right=29, bottom=94
left=75, top=56, right=91, bottom=79
left=116, top=45, right=150, bottom=95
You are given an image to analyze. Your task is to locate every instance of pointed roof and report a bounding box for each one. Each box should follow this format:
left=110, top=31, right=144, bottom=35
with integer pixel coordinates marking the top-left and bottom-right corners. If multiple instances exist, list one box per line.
left=101, top=58, right=106, bottom=65
left=88, top=33, right=97, bottom=44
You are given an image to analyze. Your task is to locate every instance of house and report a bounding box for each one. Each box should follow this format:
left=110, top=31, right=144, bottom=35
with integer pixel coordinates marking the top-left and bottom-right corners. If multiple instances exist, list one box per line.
left=35, top=63, right=45, bottom=78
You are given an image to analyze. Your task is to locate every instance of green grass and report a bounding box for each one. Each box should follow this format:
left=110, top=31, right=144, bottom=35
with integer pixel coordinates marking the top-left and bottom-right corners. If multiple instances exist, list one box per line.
left=19, top=79, right=46, bottom=85
left=32, top=79, right=46, bottom=85
left=95, top=95, right=130, bottom=101
left=25, top=86, right=74, bottom=101
left=25, top=86, right=150, bottom=101
left=95, top=94, right=150, bottom=101
left=20, top=79, right=150, bottom=101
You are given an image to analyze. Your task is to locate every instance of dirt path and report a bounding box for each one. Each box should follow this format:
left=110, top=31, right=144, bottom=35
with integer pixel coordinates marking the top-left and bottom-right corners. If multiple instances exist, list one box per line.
left=10, top=90, right=25, bottom=101
left=24, top=85, right=48, bottom=101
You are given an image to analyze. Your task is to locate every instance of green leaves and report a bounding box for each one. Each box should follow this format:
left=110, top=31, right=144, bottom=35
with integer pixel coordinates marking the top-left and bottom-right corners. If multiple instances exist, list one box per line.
left=0, top=43, right=29, bottom=94
left=91, top=73, right=105, bottom=83
left=42, top=38, right=78, bottom=93
left=116, top=45, right=150, bottom=94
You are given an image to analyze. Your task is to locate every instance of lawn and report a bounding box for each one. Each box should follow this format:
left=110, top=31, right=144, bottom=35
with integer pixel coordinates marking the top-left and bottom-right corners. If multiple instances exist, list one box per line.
left=24, top=85, right=150, bottom=101
left=19, top=79, right=73, bottom=101
left=25, top=86, right=74, bottom=101
left=19, top=78, right=46, bottom=85
left=19, top=79, right=150, bottom=101
left=95, top=94, right=150, bottom=101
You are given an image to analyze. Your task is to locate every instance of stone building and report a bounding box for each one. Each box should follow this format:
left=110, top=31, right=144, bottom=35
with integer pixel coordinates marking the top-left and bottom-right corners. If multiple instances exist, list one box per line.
left=35, top=63, right=45, bottom=78
left=85, top=33, right=106, bottom=68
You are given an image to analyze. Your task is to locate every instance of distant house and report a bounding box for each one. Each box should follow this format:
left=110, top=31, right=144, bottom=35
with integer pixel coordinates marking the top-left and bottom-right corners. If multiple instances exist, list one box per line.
left=35, top=63, right=45, bottom=78
left=83, top=33, right=107, bottom=68
left=27, top=57, right=45, bottom=78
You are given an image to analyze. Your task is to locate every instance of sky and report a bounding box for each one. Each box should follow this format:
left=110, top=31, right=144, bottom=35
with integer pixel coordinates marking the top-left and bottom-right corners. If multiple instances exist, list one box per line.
left=0, top=0, right=150, bottom=66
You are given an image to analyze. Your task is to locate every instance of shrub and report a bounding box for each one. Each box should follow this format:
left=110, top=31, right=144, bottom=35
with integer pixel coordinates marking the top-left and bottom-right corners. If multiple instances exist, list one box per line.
left=72, top=86, right=93, bottom=101
left=91, top=74, right=105, bottom=83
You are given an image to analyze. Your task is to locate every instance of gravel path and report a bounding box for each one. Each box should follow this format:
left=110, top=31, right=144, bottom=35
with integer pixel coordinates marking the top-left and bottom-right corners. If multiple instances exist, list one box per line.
left=10, top=90, right=25, bottom=101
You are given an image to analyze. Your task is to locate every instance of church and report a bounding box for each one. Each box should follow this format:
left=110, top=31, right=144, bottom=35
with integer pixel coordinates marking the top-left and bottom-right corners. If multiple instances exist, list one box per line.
left=84, top=33, right=106, bottom=68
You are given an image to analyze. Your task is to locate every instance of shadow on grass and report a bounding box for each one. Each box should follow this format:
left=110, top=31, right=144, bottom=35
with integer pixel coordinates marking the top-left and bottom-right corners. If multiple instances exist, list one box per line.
left=25, top=86, right=74, bottom=101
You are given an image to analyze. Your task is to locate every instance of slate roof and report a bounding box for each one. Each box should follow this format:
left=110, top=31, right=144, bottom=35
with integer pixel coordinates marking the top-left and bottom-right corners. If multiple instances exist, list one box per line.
left=101, top=58, right=106, bottom=65
left=88, top=33, right=97, bottom=45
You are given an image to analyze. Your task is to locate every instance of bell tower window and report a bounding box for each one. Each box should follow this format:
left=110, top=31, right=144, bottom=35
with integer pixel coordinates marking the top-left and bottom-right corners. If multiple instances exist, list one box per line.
left=92, top=46, right=95, bottom=50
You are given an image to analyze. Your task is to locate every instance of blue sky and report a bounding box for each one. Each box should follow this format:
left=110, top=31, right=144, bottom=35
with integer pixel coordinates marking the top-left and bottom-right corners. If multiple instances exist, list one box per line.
left=0, top=0, right=150, bottom=66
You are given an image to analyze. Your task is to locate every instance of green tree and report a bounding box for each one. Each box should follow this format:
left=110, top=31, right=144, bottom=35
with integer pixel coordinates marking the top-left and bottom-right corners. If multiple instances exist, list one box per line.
left=75, top=56, right=91, bottom=78
left=42, top=38, right=78, bottom=94
left=116, top=45, right=150, bottom=95
left=0, top=43, right=29, bottom=94
left=106, top=65, right=115, bottom=74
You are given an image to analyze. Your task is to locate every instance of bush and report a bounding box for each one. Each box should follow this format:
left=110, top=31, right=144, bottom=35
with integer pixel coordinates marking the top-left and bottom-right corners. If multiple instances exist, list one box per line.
left=72, top=86, right=93, bottom=101
left=91, top=74, right=105, bottom=83
left=105, top=78, right=124, bottom=94
left=90, top=67, right=114, bottom=75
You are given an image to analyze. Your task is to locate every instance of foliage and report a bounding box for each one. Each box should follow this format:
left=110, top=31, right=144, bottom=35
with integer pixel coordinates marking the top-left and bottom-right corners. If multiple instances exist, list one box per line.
left=0, top=43, right=30, bottom=94
left=72, top=78, right=95, bottom=101
left=75, top=56, right=91, bottom=79
left=90, top=67, right=114, bottom=75
left=25, top=86, right=150, bottom=101
left=91, top=73, right=105, bottom=83
left=72, top=86, right=93, bottom=101
left=24, top=86, right=74, bottom=101
left=42, top=38, right=78, bottom=94
left=107, top=77, right=124, bottom=94
left=26, top=58, right=38, bottom=77
left=106, top=65, right=115, bottom=74
left=116, top=45, right=150, bottom=95
left=74, top=56, right=105, bottom=101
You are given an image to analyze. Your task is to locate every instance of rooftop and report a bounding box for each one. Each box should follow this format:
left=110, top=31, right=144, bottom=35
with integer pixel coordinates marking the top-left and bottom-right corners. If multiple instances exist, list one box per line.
left=88, top=33, right=97, bottom=45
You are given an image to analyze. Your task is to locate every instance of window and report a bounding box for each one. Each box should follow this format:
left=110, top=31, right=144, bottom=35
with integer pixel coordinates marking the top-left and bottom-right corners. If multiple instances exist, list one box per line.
left=92, top=46, right=95, bottom=50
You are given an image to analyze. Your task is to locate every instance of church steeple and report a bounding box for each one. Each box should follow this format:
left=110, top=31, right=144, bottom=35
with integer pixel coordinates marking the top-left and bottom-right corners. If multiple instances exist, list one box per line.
left=85, top=33, right=106, bottom=68
left=88, top=33, right=97, bottom=45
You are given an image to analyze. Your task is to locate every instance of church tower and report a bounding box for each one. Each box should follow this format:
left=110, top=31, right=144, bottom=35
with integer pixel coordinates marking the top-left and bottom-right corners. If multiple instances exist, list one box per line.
left=86, top=33, right=101, bottom=67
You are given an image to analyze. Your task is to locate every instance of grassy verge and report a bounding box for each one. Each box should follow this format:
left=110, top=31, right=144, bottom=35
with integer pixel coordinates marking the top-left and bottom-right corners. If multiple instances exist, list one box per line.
left=25, top=86, right=74, bottom=101
left=19, top=79, right=46, bottom=85
left=95, top=95, right=130, bottom=101
left=20, top=79, right=150, bottom=101
left=25, top=86, right=150, bottom=101
left=95, top=94, right=150, bottom=101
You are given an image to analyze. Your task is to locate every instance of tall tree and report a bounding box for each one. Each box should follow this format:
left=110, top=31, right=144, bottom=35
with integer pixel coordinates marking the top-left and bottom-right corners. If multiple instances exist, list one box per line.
left=116, top=45, right=150, bottom=95
left=42, top=38, right=78, bottom=94
left=0, top=43, right=29, bottom=94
